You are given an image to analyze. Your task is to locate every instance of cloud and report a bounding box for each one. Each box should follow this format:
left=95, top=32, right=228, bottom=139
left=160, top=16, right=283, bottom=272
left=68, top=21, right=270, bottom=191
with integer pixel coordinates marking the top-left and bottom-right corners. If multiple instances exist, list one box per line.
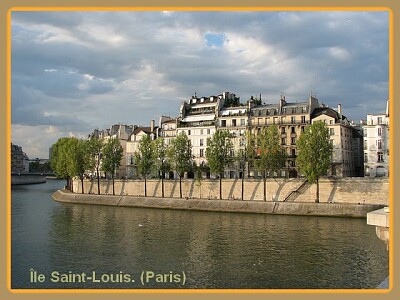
left=11, top=10, right=389, bottom=158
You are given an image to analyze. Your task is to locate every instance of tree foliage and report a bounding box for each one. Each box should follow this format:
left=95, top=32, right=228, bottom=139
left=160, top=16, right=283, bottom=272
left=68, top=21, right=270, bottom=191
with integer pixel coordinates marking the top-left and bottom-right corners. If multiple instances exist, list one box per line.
left=255, top=125, right=286, bottom=201
left=135, top=134, right=153, bottom=196
left=101, top=137, right=123, bottom=195
left=152, top=138, right=169, bottom=197
left=86, top=136, right=103, bottom=194
left=206, top=130, right=234, bottom=199
left=296, top=121, right=333, bottom=202
left=50, top=137, right=86, bottom=192
left=168, top=132, right=193, bottom=198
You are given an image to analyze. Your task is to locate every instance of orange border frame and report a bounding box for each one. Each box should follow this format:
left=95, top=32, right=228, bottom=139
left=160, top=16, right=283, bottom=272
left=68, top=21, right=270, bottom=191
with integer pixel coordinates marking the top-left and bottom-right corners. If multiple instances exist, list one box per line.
left=7, top=6, right=394, bottom=294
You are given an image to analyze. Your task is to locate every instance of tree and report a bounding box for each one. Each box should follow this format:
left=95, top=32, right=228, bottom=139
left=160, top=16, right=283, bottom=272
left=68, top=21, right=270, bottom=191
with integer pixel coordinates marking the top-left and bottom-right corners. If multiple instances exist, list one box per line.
left=101, top=137, right=123, bottom=196
left=50, top=137, right=72, bottom=191
left=206, top=130, right=234, bottom=200
left=50, top=137, right=87, bottom=193
left=168, top=132, right=193, bottom=198
left=246, top=130, right=257, bottom=178
left=296, top=121, right=333, bottom=203
left=256, top=125, right=287, bottom=201
left=73, top=139, right=88, bottom=194
left=152, top=138, right=169, bottom=198
left=86, top=137, right=104, bottom=194
left=135, top=134, right=153, bottom=197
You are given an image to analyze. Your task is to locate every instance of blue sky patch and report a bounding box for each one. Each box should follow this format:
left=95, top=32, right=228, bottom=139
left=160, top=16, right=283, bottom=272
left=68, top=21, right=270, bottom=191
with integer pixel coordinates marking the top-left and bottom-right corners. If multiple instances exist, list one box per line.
left=205, top=33, right=225, bottom=48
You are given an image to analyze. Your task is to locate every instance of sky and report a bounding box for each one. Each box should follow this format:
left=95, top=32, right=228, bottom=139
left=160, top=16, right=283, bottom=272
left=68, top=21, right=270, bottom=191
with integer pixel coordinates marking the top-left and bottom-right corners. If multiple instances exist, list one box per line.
left=11, top=10, right=389, bottom=159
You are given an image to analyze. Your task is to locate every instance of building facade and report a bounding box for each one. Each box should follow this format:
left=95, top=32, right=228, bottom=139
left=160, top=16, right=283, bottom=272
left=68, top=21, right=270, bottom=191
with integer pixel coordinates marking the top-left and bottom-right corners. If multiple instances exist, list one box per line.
left=11, top=143, right=30, bottom=174
left=362, top=100, right=389, bottom=177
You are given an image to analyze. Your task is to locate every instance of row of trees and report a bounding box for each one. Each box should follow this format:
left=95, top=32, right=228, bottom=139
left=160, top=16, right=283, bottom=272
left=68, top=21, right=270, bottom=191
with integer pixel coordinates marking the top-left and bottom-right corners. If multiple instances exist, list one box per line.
left=51, top=121, right=332, bottom=202
left=50, top=137, right=123, bottom=195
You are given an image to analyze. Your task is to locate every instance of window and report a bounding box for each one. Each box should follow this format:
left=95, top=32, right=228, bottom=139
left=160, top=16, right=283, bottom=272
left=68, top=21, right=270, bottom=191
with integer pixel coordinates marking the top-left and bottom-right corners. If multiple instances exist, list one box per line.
left=240, top=119, right=245, bottom=126
left=221, top=120, right=226, bottom=127
left=378, top=117, right=383, bottom=124
left=281, top=138, right=286, bottom=145
left=273, top=117, right=278, bottom=124
left=301, top=126, right=305, bottom=132
left=364, top=153, right=368, bottom=163
left=188, top=130, right=191, bottom=135
left=291, top=126, right=295, bottom=134
left=291, top=137, right=296, bottom=145
left=200, top=149, right=204, bottom=157
left=291, top=149, right=296, bottom=157
left=363, top=129, right=367, bottom=137
left=330, top=128, right=335, bottom=135
left=330, top=139, right=334, bottom=146
left=200, top=129, right=203, bottom=135
left=281, top=127, right=286, bottom=134
left=291, top=116, right=296, bottom=124
left=378, top=127, right=382, bottom=136
left=377, top=152, right=384, bottom=162
left=232, top=119, right=237, bottom=127
left=200, top=139, right=204, bottom=146
left=330, top=120, right=334, bottom=125
left=301, top=116, right=306, bottom=123
left=363, top=140, right=367, bottom=150
left=377, top=140, right=382, bottom=149
left=207, top=129, right=211, bottom=135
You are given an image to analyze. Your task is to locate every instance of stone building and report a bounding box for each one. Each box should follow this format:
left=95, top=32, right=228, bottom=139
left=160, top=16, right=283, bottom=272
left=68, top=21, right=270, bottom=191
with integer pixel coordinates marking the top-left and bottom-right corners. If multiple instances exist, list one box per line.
left=362, top=100, right=389, bottom=177
left=311, top=105, right=360, bottom=177
left=125, top=120, right=157, bottom=178
left=248, top=94, right=320, bottom=177
left=11, top=143, right=30, bottom=174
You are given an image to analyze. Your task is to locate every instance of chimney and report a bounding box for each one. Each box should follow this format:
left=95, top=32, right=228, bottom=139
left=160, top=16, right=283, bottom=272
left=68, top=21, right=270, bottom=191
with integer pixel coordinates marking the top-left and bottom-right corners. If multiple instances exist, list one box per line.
left=150, top=120, right=155, bottom=133
left=386, top=99, right=389, bottom=116
left=337, top=104, right=342, bottom=115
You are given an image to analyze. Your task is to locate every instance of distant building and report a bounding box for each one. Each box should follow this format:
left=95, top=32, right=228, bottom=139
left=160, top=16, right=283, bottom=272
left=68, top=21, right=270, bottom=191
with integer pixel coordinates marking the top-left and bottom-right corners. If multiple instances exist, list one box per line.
left=361, top=100, right=389, bottom=177
left=249, top=94, right=319, bottom=178
left=311, top=104, right=362, bottom=177
left=11, top=143, right=29, bottom=174
left=126, top=120, right=157, bottom=178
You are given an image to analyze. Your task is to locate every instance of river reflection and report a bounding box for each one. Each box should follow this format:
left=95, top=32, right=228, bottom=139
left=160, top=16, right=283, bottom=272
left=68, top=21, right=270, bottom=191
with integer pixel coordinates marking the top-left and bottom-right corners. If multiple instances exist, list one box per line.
left=12, top=180, right=388, bottom=289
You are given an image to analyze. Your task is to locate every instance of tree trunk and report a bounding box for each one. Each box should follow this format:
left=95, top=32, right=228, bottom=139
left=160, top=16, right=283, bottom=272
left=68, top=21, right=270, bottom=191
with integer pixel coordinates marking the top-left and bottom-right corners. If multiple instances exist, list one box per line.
left=316, top=179, right=319, bottom=203
left=96, top=166, right=100, bottom=195
left=144, top=177, right=147, bottom=197
left=112, top=174, right=115, bottom=196
left=263, top=171, right=267, bottom=201
left=219, top=174, right=222, bottom=200
left=81, top=177, right=84, bottom=194
left=161, top=173, right=164, bottom=198
left=179, top=175, right=182, bottom=198
left=65, top=178, right=69, bottom=191
left=241, top=173, right=244, bottom=201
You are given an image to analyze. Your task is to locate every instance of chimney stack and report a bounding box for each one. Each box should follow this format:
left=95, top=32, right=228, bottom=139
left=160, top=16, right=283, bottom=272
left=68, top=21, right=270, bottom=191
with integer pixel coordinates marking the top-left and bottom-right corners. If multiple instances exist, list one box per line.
left=337, top=104, right=342, bottom=115
left=150, top=119, right=155, bottom=133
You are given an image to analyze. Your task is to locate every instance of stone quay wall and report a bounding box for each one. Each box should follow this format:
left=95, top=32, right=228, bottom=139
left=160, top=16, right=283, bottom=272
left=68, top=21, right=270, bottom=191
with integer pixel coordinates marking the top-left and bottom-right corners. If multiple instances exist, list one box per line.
left=53, top=190, right=384, bottom=218
left=72, top=177, right=389, bottom=205
left=11, top=174, right=47, bottom=185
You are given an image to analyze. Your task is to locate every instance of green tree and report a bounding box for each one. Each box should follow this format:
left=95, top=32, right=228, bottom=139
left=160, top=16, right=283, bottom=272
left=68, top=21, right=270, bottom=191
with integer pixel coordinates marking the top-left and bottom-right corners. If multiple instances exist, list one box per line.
left=135, top=134, right=153, bottom=197
left=246, top=130, right=257, bottom=178
left=50, top=137, right=87, bottom=193
left=50, top=137, right=72, bottom=190
left=86, top=137, right=104, bottom=194
left=101, top=137, right=123, bottom=196
left=296, top=121, right=333, bottom=203
left=206, top=130, right=234, bottom=200
left=72, top=139, right=88, bottom=194
left=256, top=125, right=287, bottom=201
left=168, top=132, right=193, bottom=198
left=152, top=138, right=169, bottom=198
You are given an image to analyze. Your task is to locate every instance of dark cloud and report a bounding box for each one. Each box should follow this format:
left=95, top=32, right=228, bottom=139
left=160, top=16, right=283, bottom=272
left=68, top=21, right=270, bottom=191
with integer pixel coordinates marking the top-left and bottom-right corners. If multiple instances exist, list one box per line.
left=11, top=10, right=389, bottom=158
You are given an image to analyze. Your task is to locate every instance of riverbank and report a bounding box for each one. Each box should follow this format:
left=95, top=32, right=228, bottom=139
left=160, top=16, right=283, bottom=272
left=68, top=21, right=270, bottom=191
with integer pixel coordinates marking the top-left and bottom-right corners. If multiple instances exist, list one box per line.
left=52, top=189, right=383, bottom=218
left=11, top=173, right=46, bottom=185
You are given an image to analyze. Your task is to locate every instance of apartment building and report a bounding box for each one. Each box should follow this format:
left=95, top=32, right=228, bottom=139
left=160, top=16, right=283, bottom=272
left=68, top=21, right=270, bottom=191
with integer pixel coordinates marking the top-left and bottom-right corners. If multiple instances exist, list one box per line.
left=311, top=105, right=359, bottom=177
left=362, top=100, right=389, bottom=177
left=126, top=120, right=157, bottom=178
left=249, top=95, right=319, bottom=177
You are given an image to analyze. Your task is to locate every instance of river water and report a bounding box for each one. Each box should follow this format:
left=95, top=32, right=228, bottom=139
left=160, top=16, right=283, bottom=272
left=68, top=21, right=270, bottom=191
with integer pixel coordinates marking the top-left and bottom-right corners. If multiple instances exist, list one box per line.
left=11, top=180, right=388, bottom=289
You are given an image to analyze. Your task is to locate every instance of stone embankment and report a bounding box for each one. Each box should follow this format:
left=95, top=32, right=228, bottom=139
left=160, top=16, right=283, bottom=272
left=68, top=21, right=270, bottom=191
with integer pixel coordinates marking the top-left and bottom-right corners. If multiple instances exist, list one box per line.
left=72, top=177, right=389, bottom=205
left=11, top=174, right=46, bottom=185
left=53, top=189, right=384, bottom=218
